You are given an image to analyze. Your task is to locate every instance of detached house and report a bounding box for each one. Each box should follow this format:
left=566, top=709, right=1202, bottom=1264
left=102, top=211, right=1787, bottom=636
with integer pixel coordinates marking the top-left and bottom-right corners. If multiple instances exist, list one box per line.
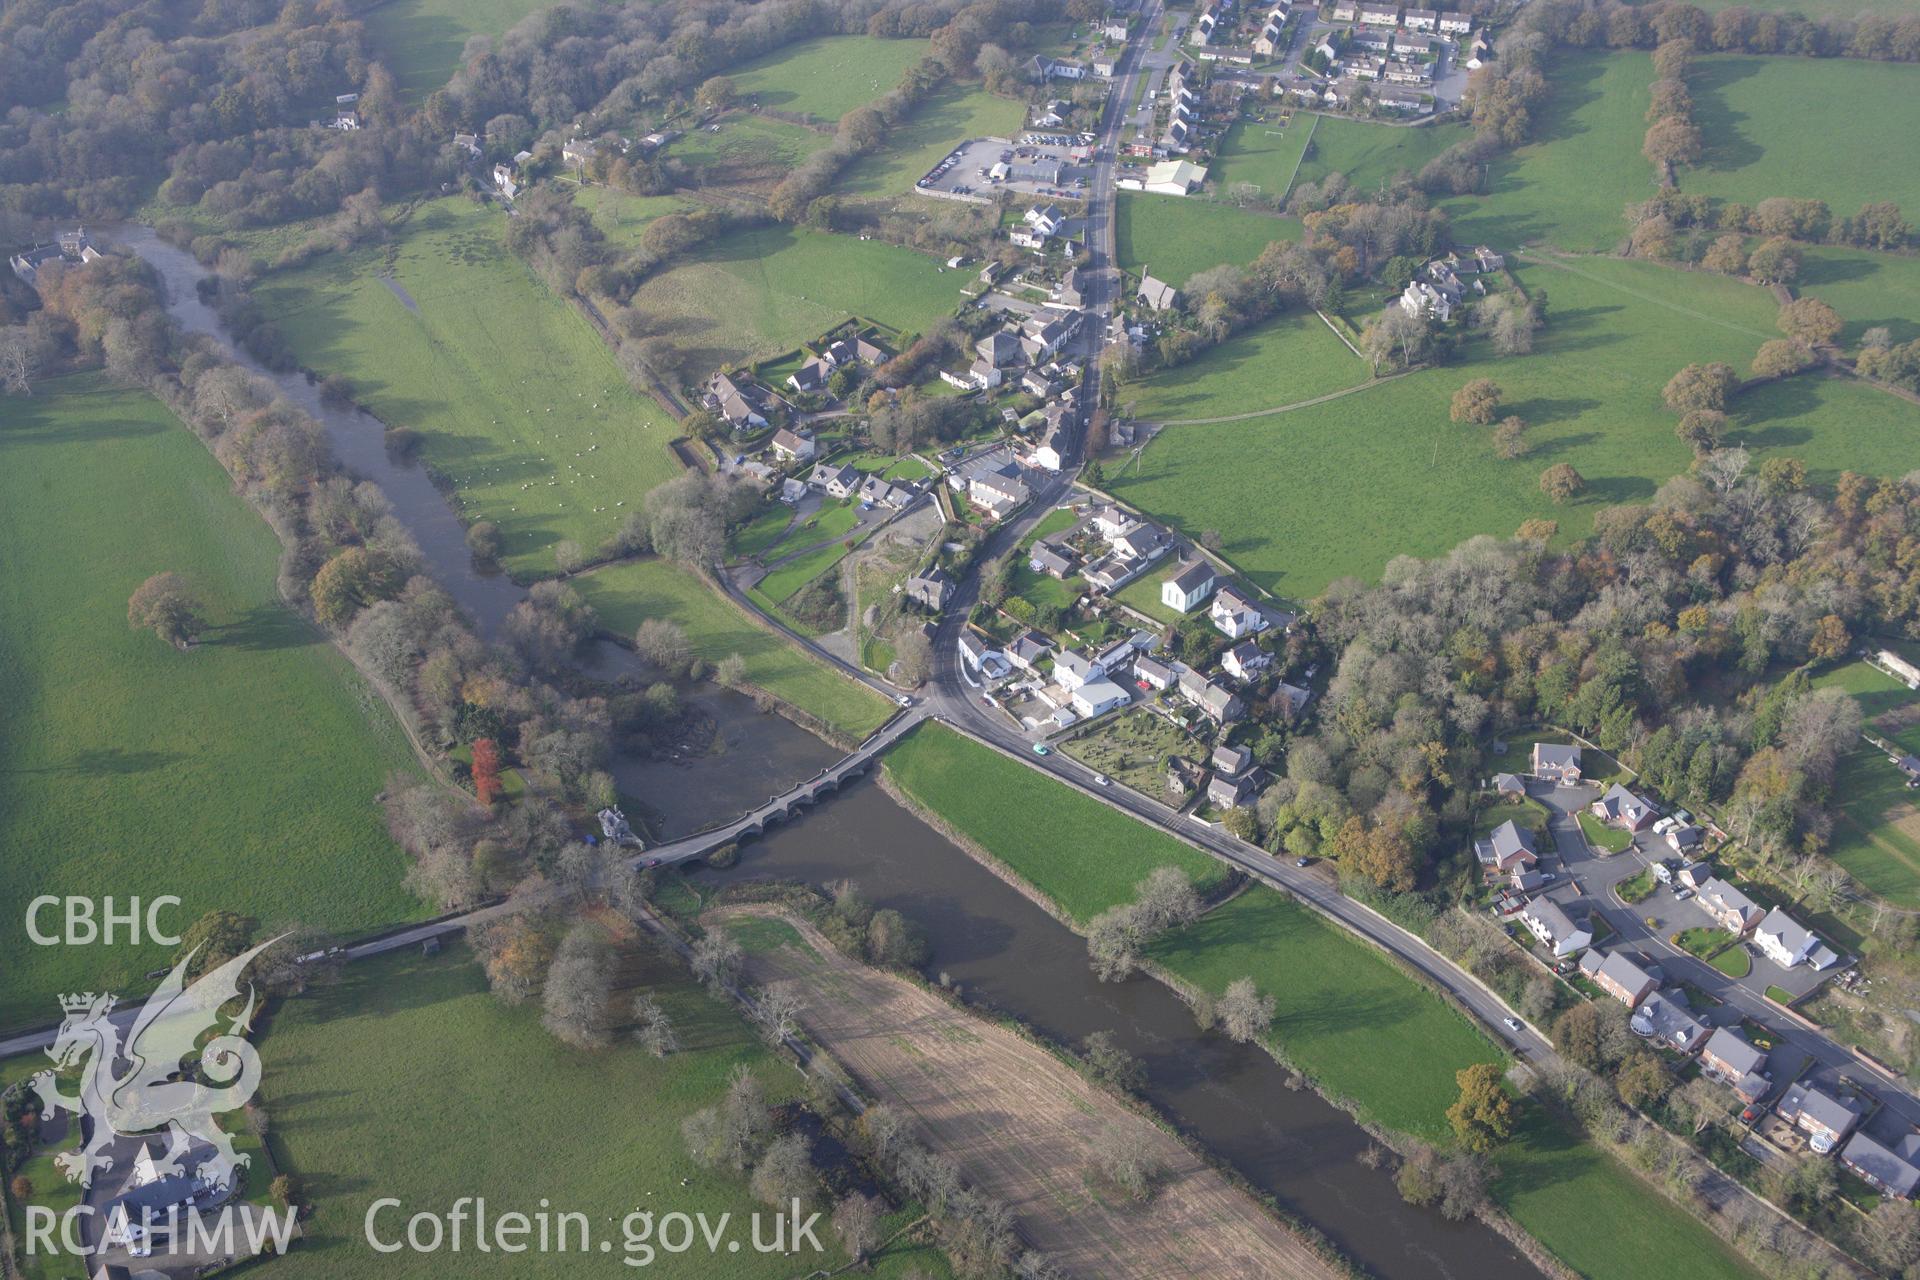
left=770, top=428, right=816, bottom=462
left=1701, top=1028, right=1769, bottom=1103
left=1475, top=819, right=1538, bottom=872
left=1137, top=274, right=1181, bottom=311
left=1008, top=630, right=1055, bottom=673
left=1753, top=908, right=1839, bottom=971
left=1520, top=899, right=1591, bottom=958
left=1697, top=878, right=1765, bottom=935
left=1210, top=585, right=1267, bottom=639
left=1580, top=949, right=1657, bottom=1008
left=706, top=372, right=770, bottom=430
left=809, top=462, right=861, bottom=499
left=1222, top=640, right=1271, bottom=682
left=1029, top=539, right=1077, bottom=579
left=905, top=567, right=955, bottom=611
left=1843, top=1131, right=1920, bottom=1201
left=1631, top=991, right=1709, bottom=1053
left=1531, top=743, right=1582, bottom=784
left=1178, top=668, right=1244, bottom=722
left=1778, top=1083, right=1864, bottom=1154
left=1591, top=783, right=1658, bottom=833
left=1161, top=560, right=1219, bottom=613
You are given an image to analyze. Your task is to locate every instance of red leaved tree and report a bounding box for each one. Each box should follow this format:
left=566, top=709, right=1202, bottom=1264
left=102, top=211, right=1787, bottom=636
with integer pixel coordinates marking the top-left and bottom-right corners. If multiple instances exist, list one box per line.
left=471, top=738, right=502, bottom=807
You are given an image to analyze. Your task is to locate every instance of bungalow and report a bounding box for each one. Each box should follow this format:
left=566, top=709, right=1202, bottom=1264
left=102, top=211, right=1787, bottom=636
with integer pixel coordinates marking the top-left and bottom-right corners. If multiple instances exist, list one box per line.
left=1631, top=991, right=1709, bottom=1053
left=1842, top=1131, right=1920, bottom=1201
left=906, top=566, right=956, bottom=610
left=1753, top=907, right=1839, bottom=971
left=707, top=372, right=770, bottom=430
left=1008, top=630, right=1055, bottom=672
left=858, top=475, right=914, bottom=509
left=1134, top=654, right=1178, bottom=691
left=1531, top=743, right=1582, bottom=784
left=1580, top=949, right=1657, bottom=1007
left=788, top=355, right=836, bottom=394
left=1178, top=668, right=1244, bottom=722
left=1492, top=772, right=1526, bottom=798
left=770, top=428, right=816, bottom=462
left=1519, top=899, right=1592, bottom=958
left=1592, top=783, right=1658, bottom=832
left=1137, top=274, right=1181, bottom=311
left=1777, top=1082, right=1864, bottom=1153
left=1072, top=677, right=1131, bottom=719
left=1029, top=539, right=1077, bottom=578
left=1383, top=58, right=1434, bottom=84
left=1377, top=86, right=1435, bottom=114
left=1210, top=585, right=1267, bottom=638
left=1701, top=1028, right=1770, bottom=1102
left=1697, top=878, right=1765, bottom=935
left=1222, top=639, right=1271, bottom=682
left=1439, top=10, right=1472, bottom=33
left=1162, top=559, right=1219, bottom=612
left=809, top=461, right=862, bottom=499
left=562, top=137, right=596, bottom=169
left=1475, top=819, right=1538, bottom=872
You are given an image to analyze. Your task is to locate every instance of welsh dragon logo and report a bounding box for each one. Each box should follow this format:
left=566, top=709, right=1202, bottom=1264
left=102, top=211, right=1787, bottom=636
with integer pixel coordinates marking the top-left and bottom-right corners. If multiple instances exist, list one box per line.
left=29, top=937, right=279, bottom=1190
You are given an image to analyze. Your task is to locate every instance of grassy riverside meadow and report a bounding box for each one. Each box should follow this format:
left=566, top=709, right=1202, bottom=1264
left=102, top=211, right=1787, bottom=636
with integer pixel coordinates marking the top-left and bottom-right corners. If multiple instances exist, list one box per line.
left=625, top=223, right=963, bottom=372
left=567, top=557, right=894, bottom=738
left=363, top=0, right=554, bottom=99
left=0, top=377, right=423, bottom=1028
left=724, top=34, right=933, bottom=120
left=883, top=723, right=1228, bottom=923
left=1687, top=57, right=1920, bottom=215
left=254, top=198, right=683, bottom=577
left=255, top=942, right=952, bottom=1280
left=1116, top=191, right=1304, bottom=285
left=884, top=729, right=1754, bottom=1280
left=1109, top=254, right=1920, bottom=598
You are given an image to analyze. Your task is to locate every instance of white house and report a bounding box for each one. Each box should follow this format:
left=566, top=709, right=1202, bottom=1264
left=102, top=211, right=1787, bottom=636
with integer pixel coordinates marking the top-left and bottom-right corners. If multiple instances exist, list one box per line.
left=1161, top=560, right=1218, bottom=612
left=1072, top=677, right=1131, bottom=719
left=1211, top=586, right=1267, bottom=639
left=770, top=428, right=816, bottom=462
left=1222, top=640, right=1271, bottom=681
left=1753, top=908, right=1839, bottom=970
left=1520, top=899, right=1592, bottom=958
left=1053, top=649, right=1097, bottom=692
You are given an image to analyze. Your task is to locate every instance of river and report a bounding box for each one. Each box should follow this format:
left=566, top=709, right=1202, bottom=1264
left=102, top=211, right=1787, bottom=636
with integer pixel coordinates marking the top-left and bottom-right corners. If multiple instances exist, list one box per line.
left=124, top=226, right=1538, bottom=1280
left=119, top=226, right=841, bottom=837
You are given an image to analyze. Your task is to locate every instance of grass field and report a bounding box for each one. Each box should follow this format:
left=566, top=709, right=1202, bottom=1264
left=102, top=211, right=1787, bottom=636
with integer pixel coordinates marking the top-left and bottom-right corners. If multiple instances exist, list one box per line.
left=838, top=82, right=1026, bottom=200
left=569, top=557, right=893, bottom=738
left=571, top=187, right=695, bottom=248
left=627, top=224, right=962, bottom=372
left=255, top=198, right=683, bottom=577
left=884, top=723, right=1228, bottom=923
left=753, top=536, right=861, bottom=605
left=1696, top=0, right=1912, bottom=10
left=1788, top=245, right=1920, bottom=347
left=1688, top=57, right=1920, bottom=216
left=1116, top=192, right=1304, bottom=284
left=1828, top=749, right=1920, bottom=909
left=363, top=0, right=551, bottom=99
left=1108, top=254, right=1920, bottom=598
left=256, top=941, right=950, bottom=1279
left=1291, top=117, right=1474, bottom=197
left=725, top=35, right=933, bottom=121
left=0, top=377, right=422, bottom=1028
left=1445, top=50, right=1656, bottom=253
left=1210, top=116, right=1317, bottom=205
left=1118, top=309, right=1371, bottom=422
left=666, top=114, right=832, bottom=184
left=1148, top=887, right=1503, bottom=1141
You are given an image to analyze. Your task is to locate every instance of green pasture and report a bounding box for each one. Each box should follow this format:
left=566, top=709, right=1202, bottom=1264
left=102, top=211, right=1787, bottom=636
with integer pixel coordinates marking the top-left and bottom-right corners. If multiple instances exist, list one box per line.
left=1291, top=117, right=1474, bottom=197
left=837, top=84, right=1026, bottom=200
left=1119, top=308, right=1371, bottom=423
left=1116, top=192, right=1304, bottom=284
left=0, top=377, right=422, bottom=1028
left=1209, top=116, right=1317, bottom=205
left=363, top=0, right=554, bottom=99
left=725, top=35, right=933, bottom=121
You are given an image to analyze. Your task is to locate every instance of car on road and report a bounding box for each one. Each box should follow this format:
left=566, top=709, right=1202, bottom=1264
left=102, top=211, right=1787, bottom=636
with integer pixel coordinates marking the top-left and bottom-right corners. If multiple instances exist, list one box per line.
left=1092, top=773, right=1109, bottom=786
left=896, top=695, right=912, bottom=707
left=1295, top=856, right=1311, bottom=868
left=1504, top=1017, right=1524, bottom=1033
left=1033, top=743, right=1051, bottom=756
left=981, top=695, right=995, bottom=708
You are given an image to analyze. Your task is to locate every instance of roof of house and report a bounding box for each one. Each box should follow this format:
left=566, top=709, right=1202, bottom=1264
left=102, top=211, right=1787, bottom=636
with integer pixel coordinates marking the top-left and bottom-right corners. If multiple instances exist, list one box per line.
left=1589, top=950, right=1657, bottom=999
left=1780, top=1083, right=1864, bottom=1139
left=1700, top=877, right=1762, bottom=924
left=1055, top=649, right=1096, bottom=681
left=1011, top=630, right=1054, bottom=664
left=1030, top=540, right=1076, bottom=574
left=1485, top=819, right=1538, bottom=865
left=1704, top=1027, right=1766, bottom=1077
left=771, top=427, right=813, bottom=452
left=1209, top=771, right=1256, bottom=807
left=1533, top=743, right=1581, bottom=769
left=1630, top=991, right=1707, bottom=1050
left=1493, top=772, right=1525, bottom=792
left=811, top=461, right=860, bottom=488
left=1225, top=638, right=1266, bottom=670
left=1842, top=1131, right=1920, bottom=1198
left=1213, top=743, right=1252, bottom=775
left=1522, top=898, right=1584, bottom=941
left=1135, top=654, right=1176, bottom=683
left=1166, top=559, right=1216, bottom=594
left=1596, top=782, right=1656, bottom=825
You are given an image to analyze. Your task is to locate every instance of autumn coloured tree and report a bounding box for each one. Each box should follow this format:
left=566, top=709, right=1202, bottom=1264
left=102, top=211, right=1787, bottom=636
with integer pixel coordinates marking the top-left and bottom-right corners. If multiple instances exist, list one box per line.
left=1539, top=463, right=1587, bottom=504
left=1447, top=1062, right=1517, bottom=1154
left=471, top=737, right=503, bottom=807
left=1450, top=378, right=1503, bottom=425
left=127, top=572, right=207, bottom=650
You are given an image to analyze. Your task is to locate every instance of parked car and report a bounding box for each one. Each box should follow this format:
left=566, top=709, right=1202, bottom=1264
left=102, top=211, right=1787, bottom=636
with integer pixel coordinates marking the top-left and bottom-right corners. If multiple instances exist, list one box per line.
left=1295, top=856, right=1311, bottom=868
left=1674, top=887, right=1694, bottom=901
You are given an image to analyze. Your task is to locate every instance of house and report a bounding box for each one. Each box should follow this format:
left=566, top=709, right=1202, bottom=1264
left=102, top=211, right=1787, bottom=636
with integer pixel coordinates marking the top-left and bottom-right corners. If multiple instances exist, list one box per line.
left=1094, top=57, right=1119, bottom=78
left=1072, top=677, right=1131, bottom=719
left=1102, top=18, right=1131, bottom=40
left=1210, top=585, right=1268, bottom=639
left=1753, top=908, right=1839, bottom=971
left=1008, top=630, right=1055, bottom=672
left=1222, top=639, right=1271, bottom=681
left=1134, top=654, right=1178, bottom=691
left=957, top=629, right=1010, bottom=679
left=1359, top=2, right=1399, bottom=23
left=1665, top=824, right=1705, bottom=854
left=1697, top=878, right=1765, bottom=935
left=770, top=428, right=816, bottom=462
left=1052, top=267, right=1087, bottom=309
left=1213, top=743, right=1253, bottom=776
left=1031, top=423, right=1069, bottom=473
left=1350, top=26, right=1393, bottom=51
left=1161, top=560, right=1219, bottom=612
left=1276, top=681, right=1312, bottom=714
left=1143, top=159, right=1207, bottom=196
left=1400, top=279, right=1453, bottom=322
left=788, top=355, right=835, bottom=394
left=1519, top=899, right=1592, bottom=958
left=1254, top=22, right=1286, bottom=57
left=8, top=228, right=102, bottom=286
left=1030, top=539, right=1077, bottom=578
left=1022, top=312, right=1080, bottom=362
left=1675, top=860, right=1714, bottom=891
left=452, top=130, right=482, bottom=156
left=1475, top=819, right=1539, bottom=872
left=1580, top=949, right=1658, bottom=1008
left=1778, top=1083, right=1864, bottom=1153
left=1439, top=10, right=1473, bottom=33
left=906, top=567, right=955, bottom=610
left=1025, top=204, right=1066, bottom=238
left=1701, top=1028, right=1770, bottom=1102
left=1330, top=0, right=1359, bottom=18
left=977, top=331, right=1024, bottom=368
left=1178, top=668, right=1244, bottom=722
left=1898, top=754, right=1920, bottom=782
left=1842, top=1131, right=1920, bottom=1201
left=1403, top=6, right=1438, bottom=27
left=1137, top=274, right=1181, bottom=311
left=809, top=461, right=862, bottom=499
left=858, top=475, right=913, bottom=509
left=779, top=477, right=807, bottom=504
left=1091, top=505, right=1134, bottom=539
left=1531, top=743, right=1582, bottom=783
left=1377, top=86, right=1436, bottom=114
left=562, top=137, right=597, bottom=169
left=1592, top=783, right=1658, bottom=832
left=491, top=162, right=520, bottom=198
left=1630, top=991, right=1709, bottom=1053
left=1053, top=649, right=1097, bottom=692
left=1110, top=520, right=1171, bottom=565
left=1492, top=772, right=1526, bottom=798
left=1209, top=770, right=1260, bottom=808
left=333, top=108, right=360, bottom=130
left=706, top=372, right=770, bottom=430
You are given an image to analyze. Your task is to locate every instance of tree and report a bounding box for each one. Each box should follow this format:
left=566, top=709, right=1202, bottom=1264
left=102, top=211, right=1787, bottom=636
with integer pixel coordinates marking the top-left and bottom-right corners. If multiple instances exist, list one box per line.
left=1675, top=408, right=1728, bottom=454
left=10, top=1175, right=33, bottom=1201
left=1701, top=234, right=1748, bottom=276
left=866, top=908, right=928, bottom=968
left=1216, top=977, right=1276, bottom=1044
left=833, top=1192, right=883, bottom=1262
left=1396, top=1144, right=1488, bottom=1221
left=1614, top=1051, right=1671, bottom=1110
left=1492, top=416, right=1530, bottom=460
left=1746, top=237, right=1801, bottom=285
left=470, top=737, right=503, bottom=806
left=554, top=540, right=586, bottom=575
left=1083, top=1030, right=1147, bottom=1092
left=893, top=628, right=933, bottom=687
left=1538, top=463, right=1585, bottom=504
left=1090, top=1125, right=1162, bottom=1205
left=474, top=915, right=553, bottom=1004
left=1777, top=297, right=1843, bottom=348
left=1450, top=379, right=1503, bottom=426
left=753, top=980, right=806, bottom=1046
left=1642, top=115, right=1703, bottom=170
left=631, top=992, right=679, bottom=1057
left=541, top=923, right=612, bottom=1049
left=1751, top=339, right=1812, bottom=379
left=1360, top=307, right=1430, bottom=374
left=691, top=927, right=743, bottom=991
left=750, top=1133, right=816, bottom=1208
left=1662, top=362, right=1738, bottom=413
left=696, top=76, right=737, bottom=112
left=173, top=910, right=258, bottom=979
left=268, top=1173, right=298, bottom=1208
left=1447, top=1062, right=1516, bottom=1153
left=634, top=618, right=691, bottom=672
left=127, top=572, right=207, bottom=649
left=0, top=326, right=40, bottom=395
left=310, top=547, right=404, bottom=626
